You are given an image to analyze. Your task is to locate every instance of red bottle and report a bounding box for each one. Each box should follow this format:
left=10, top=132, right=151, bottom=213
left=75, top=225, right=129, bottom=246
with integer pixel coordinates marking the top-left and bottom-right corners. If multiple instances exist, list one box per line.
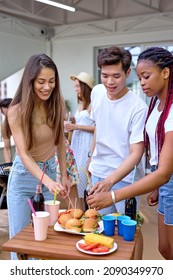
left=33, top=184, right=45, bottom=212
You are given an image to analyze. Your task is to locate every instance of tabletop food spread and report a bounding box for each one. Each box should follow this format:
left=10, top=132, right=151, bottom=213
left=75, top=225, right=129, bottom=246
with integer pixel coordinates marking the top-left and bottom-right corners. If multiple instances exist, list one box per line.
left=55, top=208, right=103, bottom=233
left=2, top=207, right=141, bottom=260
left=53, top=208, right=119, bottom=255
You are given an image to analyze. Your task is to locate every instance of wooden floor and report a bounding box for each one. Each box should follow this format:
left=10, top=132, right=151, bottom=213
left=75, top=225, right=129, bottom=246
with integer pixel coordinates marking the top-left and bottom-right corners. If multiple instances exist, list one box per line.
left=0, top=194, right=164, bottom=260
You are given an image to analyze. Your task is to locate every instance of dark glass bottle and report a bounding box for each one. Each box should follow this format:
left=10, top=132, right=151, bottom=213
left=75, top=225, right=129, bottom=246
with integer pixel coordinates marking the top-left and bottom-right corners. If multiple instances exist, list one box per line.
left=125, top=197, right=137, bottom=220
left=84, top=184, right=90, bottom=211
left=33, top=184, right=45, bottom=212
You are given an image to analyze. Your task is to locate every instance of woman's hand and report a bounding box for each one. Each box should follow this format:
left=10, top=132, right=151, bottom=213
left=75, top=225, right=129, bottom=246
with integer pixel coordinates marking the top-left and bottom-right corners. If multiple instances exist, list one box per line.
left=89, top=179, right=112, bottom=195
left=61, top=175, right=70, bottom=198
left=147, top=189, right=159, bottom=206
left=64, top=122, right=76, bottom=132
left=87, top=192, right=113, bottom=210
left=47, top=181, right=68, bottom=198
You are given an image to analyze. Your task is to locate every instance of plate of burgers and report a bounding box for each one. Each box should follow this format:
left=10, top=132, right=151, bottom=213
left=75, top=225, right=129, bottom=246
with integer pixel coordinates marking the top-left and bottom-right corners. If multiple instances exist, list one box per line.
left=54, top=208, right=103, bottom=235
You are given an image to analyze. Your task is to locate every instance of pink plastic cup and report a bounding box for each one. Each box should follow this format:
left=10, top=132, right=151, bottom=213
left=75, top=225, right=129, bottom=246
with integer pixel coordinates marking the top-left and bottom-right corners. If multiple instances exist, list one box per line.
left=64, top=120, right=71, bottom=133
left=44, top=200, right=60, bottom=226
left=32, top=211, right=49, bottom=241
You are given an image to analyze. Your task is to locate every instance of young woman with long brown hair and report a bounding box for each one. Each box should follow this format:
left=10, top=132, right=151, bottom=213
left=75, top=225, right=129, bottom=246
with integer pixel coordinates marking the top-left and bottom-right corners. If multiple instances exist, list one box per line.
left=6, top=54, right=68, bottom=259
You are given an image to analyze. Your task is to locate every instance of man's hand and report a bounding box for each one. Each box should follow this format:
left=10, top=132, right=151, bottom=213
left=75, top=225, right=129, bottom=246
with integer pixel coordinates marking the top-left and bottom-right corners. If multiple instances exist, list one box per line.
left=87, top=191, right=112, bottom=210
left=89, top=178, right=112, bottom=195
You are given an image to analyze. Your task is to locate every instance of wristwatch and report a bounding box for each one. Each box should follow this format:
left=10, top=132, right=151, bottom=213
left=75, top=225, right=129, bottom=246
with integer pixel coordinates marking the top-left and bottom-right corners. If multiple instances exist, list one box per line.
left=88, top=151, right=92, bottom=158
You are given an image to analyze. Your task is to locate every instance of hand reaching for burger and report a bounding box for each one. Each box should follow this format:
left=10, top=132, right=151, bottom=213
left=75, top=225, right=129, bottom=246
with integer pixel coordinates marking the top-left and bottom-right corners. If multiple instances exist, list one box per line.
left=87, top=191, right=113, bottom=210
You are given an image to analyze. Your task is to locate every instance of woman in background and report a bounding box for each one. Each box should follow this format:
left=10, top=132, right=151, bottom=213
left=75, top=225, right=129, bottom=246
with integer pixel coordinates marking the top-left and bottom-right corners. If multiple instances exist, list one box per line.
left=65, top=72, right=95, bottom=210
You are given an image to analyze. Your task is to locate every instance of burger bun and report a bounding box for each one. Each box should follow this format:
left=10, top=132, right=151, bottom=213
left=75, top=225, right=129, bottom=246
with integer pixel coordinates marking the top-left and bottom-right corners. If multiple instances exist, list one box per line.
left=84, top=209, right=98, bottom=219
left=58, top=213, right=72, bottom=228
left=70, top=209, right=84, bottom=219
left=83, top=218, right=98, bottom=232
left=65, top=218, right=83, bottom=233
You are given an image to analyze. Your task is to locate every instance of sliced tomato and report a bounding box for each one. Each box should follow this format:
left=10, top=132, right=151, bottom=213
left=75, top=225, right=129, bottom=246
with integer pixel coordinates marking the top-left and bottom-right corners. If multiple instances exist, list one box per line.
left=57, top=209, right=73, bottom=223
left=78, top=242, right=99, bottom=251
left=78, top=243, right=89, bottom=249
left=58, top=209, right=73, bottom=218
left=92, top=246, right=109, bottom=253
left=83, top=243, right=99, bottom=251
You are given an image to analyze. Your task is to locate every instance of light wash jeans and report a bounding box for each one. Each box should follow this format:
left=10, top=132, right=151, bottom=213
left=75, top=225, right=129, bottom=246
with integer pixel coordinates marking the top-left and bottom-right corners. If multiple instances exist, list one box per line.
left=7, top=155, right=56, bottom=260
left=91, top=175, right=140, bottom=215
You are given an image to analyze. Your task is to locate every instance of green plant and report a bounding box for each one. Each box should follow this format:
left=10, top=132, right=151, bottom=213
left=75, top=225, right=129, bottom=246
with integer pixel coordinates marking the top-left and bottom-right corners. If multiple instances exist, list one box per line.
left=65, top=99, right=71, bottom=112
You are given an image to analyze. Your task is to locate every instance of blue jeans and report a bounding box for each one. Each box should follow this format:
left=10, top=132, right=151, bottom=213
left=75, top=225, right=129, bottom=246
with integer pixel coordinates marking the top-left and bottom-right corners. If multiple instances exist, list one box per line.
left=7, top=155, right=56, bottom=260
left=91, top=175, right=140, bottom=215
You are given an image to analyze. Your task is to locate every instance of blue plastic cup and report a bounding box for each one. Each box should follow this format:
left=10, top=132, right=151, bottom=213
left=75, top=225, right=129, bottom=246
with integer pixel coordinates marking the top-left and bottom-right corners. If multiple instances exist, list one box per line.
left=102, top=215, right=116, bottom=236
left=117, top=215, right=131, bottom=236
left=122, top=219, right=137, bottom=241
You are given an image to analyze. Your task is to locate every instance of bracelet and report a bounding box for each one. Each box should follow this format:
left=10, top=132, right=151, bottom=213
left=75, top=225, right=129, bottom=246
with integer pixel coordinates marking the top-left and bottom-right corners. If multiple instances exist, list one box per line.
left=111, top=191, right=116, bottom=204
left=88, top=151, right=92, bottom=158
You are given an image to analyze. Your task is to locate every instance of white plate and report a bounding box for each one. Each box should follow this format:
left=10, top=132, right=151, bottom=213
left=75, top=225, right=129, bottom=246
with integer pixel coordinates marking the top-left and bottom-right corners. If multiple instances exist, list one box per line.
left=54, top=220, right=104, bottom=235
left=76, top=239, right=118, bottom=255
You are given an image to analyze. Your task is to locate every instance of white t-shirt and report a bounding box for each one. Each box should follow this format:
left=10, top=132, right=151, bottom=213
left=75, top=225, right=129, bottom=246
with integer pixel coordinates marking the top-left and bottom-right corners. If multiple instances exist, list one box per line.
left=89, top=84, right=148, bottom=183
left=146, top=100, right=173, bottom=166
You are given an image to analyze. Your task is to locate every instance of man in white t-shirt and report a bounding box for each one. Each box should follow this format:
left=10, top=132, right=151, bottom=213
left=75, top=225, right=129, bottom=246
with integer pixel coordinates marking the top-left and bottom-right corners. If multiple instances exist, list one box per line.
left=88, top=46, right=148, bottom=214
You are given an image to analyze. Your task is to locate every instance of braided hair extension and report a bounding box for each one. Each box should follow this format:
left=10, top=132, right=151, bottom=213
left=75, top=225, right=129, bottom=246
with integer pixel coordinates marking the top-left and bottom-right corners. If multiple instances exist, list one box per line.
left=137, top=47, right=173, bottom=160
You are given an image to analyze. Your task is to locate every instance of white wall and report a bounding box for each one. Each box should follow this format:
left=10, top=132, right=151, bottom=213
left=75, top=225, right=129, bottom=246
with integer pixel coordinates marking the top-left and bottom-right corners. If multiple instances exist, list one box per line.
left=0, top=31, right=48, bottom=81
left=53, top=40, right=95, bottom=114
left=1, top=28, right=173, bottom=114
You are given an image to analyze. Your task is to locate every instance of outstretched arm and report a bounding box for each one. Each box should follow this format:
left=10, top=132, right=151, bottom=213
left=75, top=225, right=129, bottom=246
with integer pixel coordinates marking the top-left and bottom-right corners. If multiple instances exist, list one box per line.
left=89, top=142, right=144, bottom=194
left=87, top=131, right=173, bottom=210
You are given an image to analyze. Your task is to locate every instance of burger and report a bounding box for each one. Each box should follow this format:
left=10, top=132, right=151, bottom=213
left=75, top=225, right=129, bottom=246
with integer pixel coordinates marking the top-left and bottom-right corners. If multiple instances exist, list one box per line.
left=84, top=209, right=98, bottom=219
left=82, top=218, right=98, bottom=232
left=65, top=218, right=83, bottom=233
left=70, top=209, right=84, bottom=219
left=58, top=213, right=72, bottom=228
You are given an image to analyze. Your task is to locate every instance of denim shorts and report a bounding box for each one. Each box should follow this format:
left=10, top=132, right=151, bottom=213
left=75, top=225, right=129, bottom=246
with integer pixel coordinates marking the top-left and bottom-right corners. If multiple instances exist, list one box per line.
left=91, top=175, right=140, bottom=215
left=7, top=154, right=56, bottom=259
left=157, top=175, right=173, bottom=225
left=150, top=165, right=173, bottom=225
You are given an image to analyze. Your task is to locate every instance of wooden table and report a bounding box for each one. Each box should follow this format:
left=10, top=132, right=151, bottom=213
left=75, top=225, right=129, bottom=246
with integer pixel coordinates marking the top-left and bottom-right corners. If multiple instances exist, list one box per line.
left=2, top=224, right=141, bottom=260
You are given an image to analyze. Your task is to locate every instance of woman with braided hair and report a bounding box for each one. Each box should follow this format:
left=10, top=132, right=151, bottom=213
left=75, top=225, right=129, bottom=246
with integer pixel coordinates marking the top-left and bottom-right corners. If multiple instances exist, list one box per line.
left=88, top=47, right=173, bottom=259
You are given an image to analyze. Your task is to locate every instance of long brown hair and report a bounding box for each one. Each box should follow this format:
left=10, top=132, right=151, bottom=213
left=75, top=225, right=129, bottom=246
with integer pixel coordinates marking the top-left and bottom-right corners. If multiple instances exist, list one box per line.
left=77, top=81, right=92, bottom=110
left=137, top=47, right=173, bottom=159
left=6, top=53, right=64, bottom=150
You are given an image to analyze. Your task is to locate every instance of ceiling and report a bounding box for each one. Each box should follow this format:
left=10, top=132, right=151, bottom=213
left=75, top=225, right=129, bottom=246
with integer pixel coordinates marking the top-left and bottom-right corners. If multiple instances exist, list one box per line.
left=1, top=0, right=173, bottom=39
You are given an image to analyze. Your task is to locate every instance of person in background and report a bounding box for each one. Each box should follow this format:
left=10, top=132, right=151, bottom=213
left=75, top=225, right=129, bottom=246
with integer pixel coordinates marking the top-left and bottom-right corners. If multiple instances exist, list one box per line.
left=88, top=47, right=173, bottom=260
left=5, top=54, right=68, bottom=259
left=88, top=46, right=148, bottom=215
left=56, top=138, right=80, bottom=209
left=0, top=98, right=13, bottom=162
left=65, top=72, right=95, bottom=210
left=55, top=99, right=81, bottom=209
